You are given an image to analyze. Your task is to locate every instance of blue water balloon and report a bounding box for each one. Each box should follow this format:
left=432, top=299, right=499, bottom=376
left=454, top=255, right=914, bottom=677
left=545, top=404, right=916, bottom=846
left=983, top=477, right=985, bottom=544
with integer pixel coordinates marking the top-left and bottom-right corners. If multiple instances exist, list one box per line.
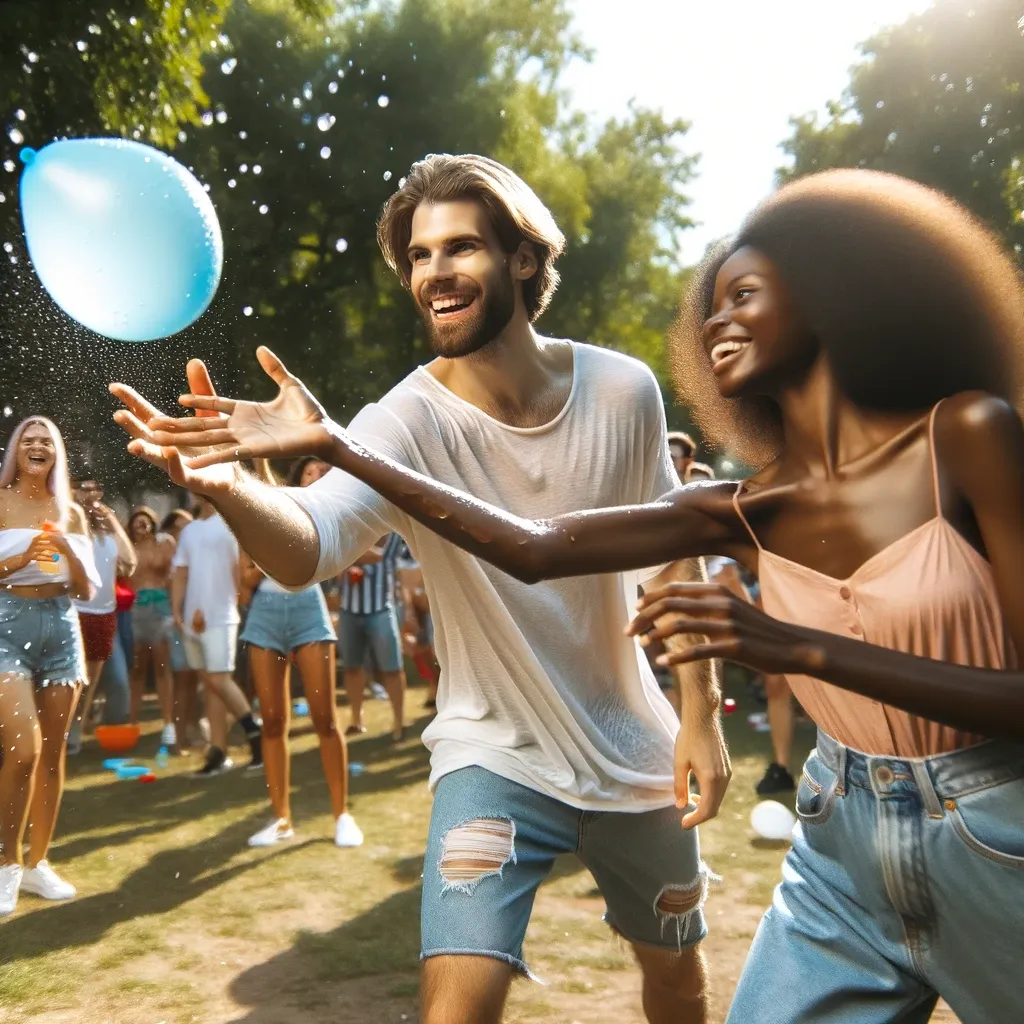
left=18, top=138, right=223, bottom=342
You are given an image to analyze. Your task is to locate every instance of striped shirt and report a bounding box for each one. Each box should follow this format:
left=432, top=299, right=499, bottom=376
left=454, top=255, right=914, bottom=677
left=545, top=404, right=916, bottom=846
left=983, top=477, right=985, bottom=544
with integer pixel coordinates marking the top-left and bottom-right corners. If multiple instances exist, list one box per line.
left=339, top=533, right=403, bottom=615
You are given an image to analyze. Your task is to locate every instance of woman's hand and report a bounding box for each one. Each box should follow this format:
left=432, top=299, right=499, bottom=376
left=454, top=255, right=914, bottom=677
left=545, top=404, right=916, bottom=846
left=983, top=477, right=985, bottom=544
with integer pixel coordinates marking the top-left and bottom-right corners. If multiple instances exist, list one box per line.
left=21, top=533, right=58, bottom=566
left=629, top=582, right=826, bottom=677
left=137, top=347, right=337, bottom=470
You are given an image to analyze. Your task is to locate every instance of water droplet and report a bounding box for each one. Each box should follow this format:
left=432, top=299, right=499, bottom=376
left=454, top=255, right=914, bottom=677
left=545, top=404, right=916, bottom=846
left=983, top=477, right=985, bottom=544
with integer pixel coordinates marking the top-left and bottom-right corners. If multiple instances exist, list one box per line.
left=227, top=178, right=237, bottom=188
left=377, top=95, right=390, bottom=108
left=3, top=160, right=14, bottom=173
left=317, top=113, right=335, bottom=132
left=328, top=81, right=338, bottom=94
left=8, top=128, right=24, bottom=145
left=292, top=97, right=302, bottom=109
left=334, top=238, right=348, bottom=253
left=215, top=110, right=228, bottom=124
left=201, top=112, right=214, bottom=126
left=2, top=406, right=11, bottom=418
left=243, top=306, right=253, bottom=316
left=14, top=109, right=25, bottom=122
left=258, top=204, right=268, bottom=214
left=320, top=146, right=331, bottom=159
left=239, top=130, right=248, bottom=140
left=23, top=641, right=31, bottom=650
left=383, top=170, right=392, bottom=181
left=76, top=40, right=88, bottom=52
left=252, top=164, right=262, bottom=175
left=88, top=23, right=101, bottom=34
left=239, top=163, right=248, bottom=173
left=178, top=130, right=188, bottom=143
left=303, top=82, right=313, bottom=101
left=27, top=51, right=38, bottom=63
left=219, top=33, right=230, bottom=46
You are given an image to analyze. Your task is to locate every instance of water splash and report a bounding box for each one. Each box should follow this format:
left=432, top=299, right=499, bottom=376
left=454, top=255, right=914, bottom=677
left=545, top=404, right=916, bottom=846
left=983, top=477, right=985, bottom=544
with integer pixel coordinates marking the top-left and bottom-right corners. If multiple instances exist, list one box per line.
left=334, top=238, right=348, bottom=253
left=76, top=40, right=88, bottom=52
left=201, top=112, right=214, bottom=126
left=258, top=204, right=268, bottom=215
left=3, top=160, right=14, bottom=173
left=14, top=109, right=26, bottom=121
left=252, top=164, right=262, bottom=175
left=319, top=146, right=331, bottom=159
left=377, top=95, right=390, bottom=108
left=243, top=306, right=253, bottom=316
left=221, top=57, right=238, bottom=75
left=383, top=170, right=392, bottom=181
left=328, top=82, right=338, bottom=94
left=8, top=128, right=24, bottom=145
left=215, top=111, right=227, bottom=124
left=317, top=114, right=335, bottom=132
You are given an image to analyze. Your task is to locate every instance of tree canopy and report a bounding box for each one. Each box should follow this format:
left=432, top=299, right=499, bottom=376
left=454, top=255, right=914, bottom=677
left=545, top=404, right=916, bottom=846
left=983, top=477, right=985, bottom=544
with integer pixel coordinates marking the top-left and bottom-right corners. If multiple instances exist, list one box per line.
left=0, top=0, right=698, bottom=490
left=780, top=0, right=1024, bottom=254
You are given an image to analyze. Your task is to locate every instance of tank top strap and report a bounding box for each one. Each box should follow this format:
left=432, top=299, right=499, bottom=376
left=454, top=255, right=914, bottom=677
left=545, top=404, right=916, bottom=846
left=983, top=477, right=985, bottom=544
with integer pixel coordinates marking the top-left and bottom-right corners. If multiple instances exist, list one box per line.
left=927, top=400, right=945, bottom=520
left=731, top=482, right=763, bottom=550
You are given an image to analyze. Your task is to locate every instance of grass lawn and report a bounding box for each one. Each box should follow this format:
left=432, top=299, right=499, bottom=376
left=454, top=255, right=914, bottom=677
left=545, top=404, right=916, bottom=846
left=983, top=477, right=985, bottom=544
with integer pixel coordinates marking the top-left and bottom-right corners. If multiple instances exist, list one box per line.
left=0, top=671, right=960, bottom=1023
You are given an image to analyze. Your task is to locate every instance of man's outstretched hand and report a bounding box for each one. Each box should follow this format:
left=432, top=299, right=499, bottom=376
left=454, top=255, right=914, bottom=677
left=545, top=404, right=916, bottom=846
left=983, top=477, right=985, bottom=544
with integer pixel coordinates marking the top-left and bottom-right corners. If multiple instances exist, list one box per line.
left=111, top=347, right=334, bottom=491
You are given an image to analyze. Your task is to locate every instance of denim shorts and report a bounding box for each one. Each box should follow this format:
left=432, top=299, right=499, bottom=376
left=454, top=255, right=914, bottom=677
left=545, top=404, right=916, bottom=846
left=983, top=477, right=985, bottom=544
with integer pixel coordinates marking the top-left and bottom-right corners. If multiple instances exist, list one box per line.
left=0, top=590, right=86, bottom=687
left=132, top=588, right=172, bottom=647
left=338, top=608, right=402, bottom=673
left=241, top=586, right=335, bottom=655
left=421, top=766, right=709, bottom=976
left=728, top=730, right=1024, bottom=1024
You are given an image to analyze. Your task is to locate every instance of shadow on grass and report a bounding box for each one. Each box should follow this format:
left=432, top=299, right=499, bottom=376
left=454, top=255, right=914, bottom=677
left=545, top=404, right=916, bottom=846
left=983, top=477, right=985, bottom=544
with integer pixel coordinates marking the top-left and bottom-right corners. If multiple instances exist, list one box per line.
left=0, top=811, right=304, bottom=966
left=226, top=886, right=424, bottom=1022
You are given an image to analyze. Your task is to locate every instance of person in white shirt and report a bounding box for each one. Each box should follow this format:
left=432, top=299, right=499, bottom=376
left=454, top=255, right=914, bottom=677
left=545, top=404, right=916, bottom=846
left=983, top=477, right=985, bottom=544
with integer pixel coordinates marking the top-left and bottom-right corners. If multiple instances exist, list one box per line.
left=172, top=494, right=262, bottom=776
left=68, top=474, right=137, bottom=754
left=112, top=154, right=728, bottom=1024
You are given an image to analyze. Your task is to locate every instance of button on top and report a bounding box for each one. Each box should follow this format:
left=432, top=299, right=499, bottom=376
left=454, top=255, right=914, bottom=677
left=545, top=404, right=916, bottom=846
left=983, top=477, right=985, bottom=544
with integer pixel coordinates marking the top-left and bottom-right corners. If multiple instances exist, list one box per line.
left=839, top=585, right=852, bottom=601
left=875, top=766, right=895, bottom=785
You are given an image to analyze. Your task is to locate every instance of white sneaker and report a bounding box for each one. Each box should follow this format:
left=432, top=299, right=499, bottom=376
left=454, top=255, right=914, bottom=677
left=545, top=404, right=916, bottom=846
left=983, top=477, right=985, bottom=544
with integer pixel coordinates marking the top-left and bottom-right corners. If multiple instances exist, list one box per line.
left=335, top=813, right=364, bottom=848
left=248, top=819, right=295, bottom=848
left=160, top=723, right=177, bottom=747
left=20, top=860, right=76, bottom=900
left=370, top=682, right=388, bottom=700
left=0, top=864, right=23, bottom=915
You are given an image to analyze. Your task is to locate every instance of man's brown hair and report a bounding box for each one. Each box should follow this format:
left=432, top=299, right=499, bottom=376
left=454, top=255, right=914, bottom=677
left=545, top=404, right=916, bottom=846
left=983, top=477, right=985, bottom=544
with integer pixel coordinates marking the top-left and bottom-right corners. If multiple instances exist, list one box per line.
left=377, top=154, right=566, bottom=321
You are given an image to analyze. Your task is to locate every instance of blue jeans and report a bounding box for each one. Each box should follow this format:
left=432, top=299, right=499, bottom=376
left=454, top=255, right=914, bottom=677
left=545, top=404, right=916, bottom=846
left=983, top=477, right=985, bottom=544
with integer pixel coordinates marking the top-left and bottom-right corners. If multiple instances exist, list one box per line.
left=241, top=586, right=335, bottom=655
left=97, top=614, right=131, bottom=724
left=421, top=766, right=709, bottom=976
left=0, top=591, right=85, bottom=686
left=728, top=730, right=1024, bottom=1024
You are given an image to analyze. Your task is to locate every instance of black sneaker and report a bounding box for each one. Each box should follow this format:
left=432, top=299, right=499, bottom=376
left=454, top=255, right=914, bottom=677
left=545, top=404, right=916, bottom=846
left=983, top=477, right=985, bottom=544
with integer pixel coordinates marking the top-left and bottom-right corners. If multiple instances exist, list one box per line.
left=245, top=733, right=263, bottom=771
left=194, top=747, right=233, bottom=778
left=755, top=762, right=796, bottom=796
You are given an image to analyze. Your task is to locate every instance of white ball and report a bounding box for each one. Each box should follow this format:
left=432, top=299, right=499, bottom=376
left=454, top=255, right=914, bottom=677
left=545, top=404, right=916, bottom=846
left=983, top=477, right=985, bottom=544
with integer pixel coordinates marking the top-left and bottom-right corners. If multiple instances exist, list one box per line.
left=750, top=800, right=796, bottom=841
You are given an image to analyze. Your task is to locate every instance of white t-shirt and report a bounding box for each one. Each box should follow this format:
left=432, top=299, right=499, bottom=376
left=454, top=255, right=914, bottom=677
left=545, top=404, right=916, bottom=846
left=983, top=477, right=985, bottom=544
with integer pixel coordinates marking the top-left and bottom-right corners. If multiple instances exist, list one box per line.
left=74, top=533, right=119, bottom=616
left=172, top=514, right=240, bottom=627
left=289, top=343, right=679, bottom=810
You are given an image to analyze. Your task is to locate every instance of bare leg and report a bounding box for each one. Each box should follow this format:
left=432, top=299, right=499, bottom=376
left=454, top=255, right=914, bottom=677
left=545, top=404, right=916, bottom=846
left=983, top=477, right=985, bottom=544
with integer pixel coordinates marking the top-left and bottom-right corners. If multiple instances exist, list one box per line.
left=632, top=943, right=708, bottom=1024
left=250, top=647, right=291, bottom=822
left=295, top=642, right=348, bottom=818
left=76, top=660, right=106, bottom=734
left=204, top=679, right=231, bottom=751
left=129, top=645, right=152, bottom=726
left=343, top=667, right=366, bottom=732
left=173, top=669, right=198, bottom=752
left=421, top=954, right=512, bottom=1024
left=380, top=668, right=406, bottom=740
left=0, top=674, right=42, bottom=866
left=203, top=671, right=254, bottom=723
left=765, top=674, right=795, bottom=770
left=27, top=682, right=81, bottom=867
left=152, top=641, right=174, bottom=727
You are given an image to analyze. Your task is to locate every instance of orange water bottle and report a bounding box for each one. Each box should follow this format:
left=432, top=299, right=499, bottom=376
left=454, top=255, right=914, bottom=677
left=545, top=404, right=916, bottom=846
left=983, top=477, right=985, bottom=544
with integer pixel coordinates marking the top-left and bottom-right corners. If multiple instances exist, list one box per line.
left=36, top=520, right=61, bottom=575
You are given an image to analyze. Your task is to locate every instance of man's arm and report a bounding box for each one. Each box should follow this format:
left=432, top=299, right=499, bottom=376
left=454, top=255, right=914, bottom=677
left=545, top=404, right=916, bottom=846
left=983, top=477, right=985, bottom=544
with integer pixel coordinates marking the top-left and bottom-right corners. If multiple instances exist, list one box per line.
left=105, top=508, right=138, bottom=576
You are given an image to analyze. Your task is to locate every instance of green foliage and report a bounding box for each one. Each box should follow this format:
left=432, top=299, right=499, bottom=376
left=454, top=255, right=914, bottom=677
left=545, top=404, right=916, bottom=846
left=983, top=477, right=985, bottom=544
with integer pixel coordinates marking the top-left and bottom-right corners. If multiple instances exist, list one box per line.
left=0, top=0, right=698, bottom=491
left=779, top=0, right=1024, bottom=253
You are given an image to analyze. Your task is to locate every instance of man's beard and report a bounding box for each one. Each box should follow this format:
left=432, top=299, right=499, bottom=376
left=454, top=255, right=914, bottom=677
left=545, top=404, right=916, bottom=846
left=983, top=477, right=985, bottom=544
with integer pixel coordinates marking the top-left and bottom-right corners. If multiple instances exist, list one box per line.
left=418, top=266, right=516, bottom=359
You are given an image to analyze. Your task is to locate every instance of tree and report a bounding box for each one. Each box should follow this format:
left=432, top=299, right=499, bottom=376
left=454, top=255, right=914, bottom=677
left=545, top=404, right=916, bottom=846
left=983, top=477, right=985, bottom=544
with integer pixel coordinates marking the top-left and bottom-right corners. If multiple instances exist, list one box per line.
left=0, top=0, right=698, bottom=491
left=779, top=0, right=1024, bottom=254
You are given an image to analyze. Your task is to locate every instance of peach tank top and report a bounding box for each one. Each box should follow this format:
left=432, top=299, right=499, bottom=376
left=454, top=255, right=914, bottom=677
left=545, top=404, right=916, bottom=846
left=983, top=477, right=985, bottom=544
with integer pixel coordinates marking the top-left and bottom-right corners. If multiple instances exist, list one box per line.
left=733, top=404, right=1015, bottom=757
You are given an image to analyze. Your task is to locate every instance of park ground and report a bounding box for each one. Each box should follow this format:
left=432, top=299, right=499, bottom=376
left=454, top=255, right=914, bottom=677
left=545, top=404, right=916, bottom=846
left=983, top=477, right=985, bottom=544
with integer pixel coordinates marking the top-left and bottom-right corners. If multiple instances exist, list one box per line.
left=0, top=676, right=959, bottom=1024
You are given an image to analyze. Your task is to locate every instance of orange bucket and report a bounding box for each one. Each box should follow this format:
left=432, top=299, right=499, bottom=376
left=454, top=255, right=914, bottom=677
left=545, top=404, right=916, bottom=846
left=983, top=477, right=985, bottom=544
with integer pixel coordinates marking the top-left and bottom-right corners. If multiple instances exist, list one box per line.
left=94, top=724, right=141, bottom=754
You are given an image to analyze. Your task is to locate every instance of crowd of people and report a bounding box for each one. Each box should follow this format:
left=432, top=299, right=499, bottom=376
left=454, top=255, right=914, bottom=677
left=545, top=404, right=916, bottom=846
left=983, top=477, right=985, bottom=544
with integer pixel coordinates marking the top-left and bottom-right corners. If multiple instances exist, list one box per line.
left=3, top=151, right=1023, bottom=1023
left=0, top=435, right=443, bottom=913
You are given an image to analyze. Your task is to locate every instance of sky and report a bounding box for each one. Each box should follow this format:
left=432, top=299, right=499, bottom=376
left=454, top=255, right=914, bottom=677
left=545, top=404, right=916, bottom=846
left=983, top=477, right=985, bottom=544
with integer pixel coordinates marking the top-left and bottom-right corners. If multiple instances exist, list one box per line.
left=562, top=0, right=932, bottom=263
